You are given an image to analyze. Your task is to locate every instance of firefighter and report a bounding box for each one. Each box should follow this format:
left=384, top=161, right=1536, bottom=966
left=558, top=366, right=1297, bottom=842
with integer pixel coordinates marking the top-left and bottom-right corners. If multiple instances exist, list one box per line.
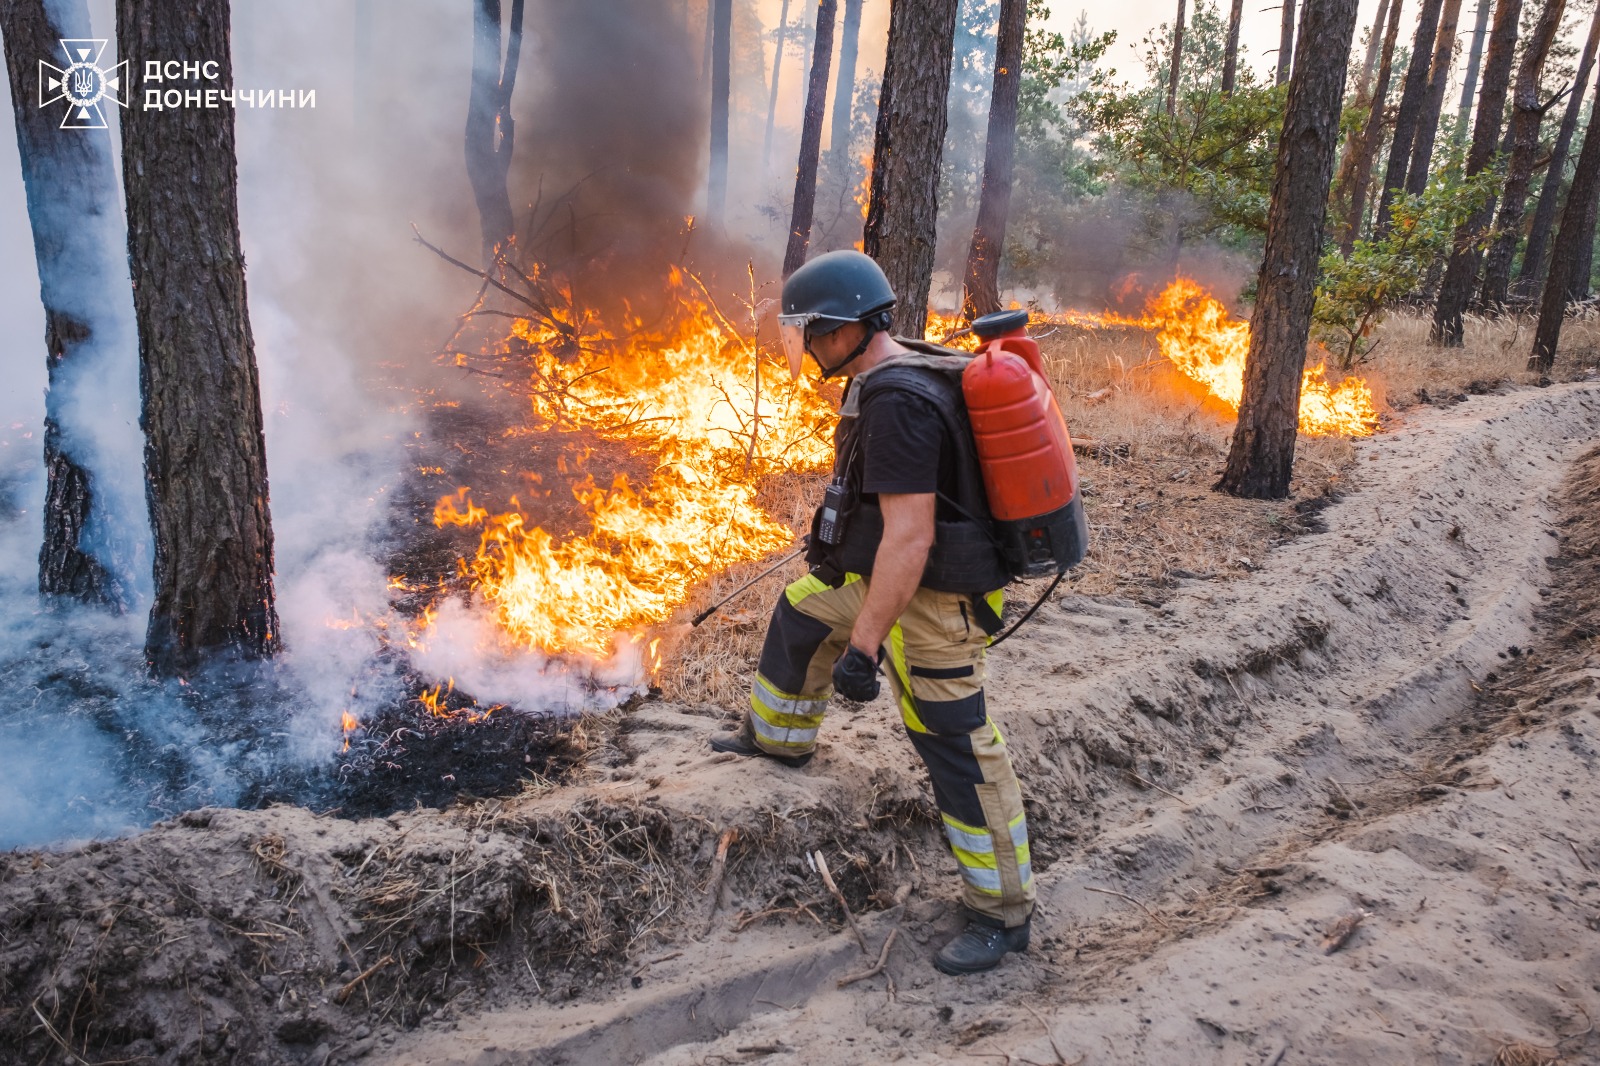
left=710, top=250, right=1034, bottom=975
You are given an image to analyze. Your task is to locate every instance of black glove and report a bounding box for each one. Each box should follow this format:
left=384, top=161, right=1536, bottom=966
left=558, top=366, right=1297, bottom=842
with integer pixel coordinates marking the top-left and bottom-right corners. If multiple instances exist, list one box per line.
left=832, top=644, right=881, bottom=703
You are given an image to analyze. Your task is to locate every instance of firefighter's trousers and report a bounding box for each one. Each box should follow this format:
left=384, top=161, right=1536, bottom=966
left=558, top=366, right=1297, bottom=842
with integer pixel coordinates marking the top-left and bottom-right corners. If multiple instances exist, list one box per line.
left=744, top=571, right=1034, bottom=928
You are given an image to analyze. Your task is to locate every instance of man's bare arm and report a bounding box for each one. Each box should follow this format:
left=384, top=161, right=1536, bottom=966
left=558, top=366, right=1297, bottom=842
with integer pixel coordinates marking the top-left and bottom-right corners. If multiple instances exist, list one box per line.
left=849, top=492, right=936, bottom=654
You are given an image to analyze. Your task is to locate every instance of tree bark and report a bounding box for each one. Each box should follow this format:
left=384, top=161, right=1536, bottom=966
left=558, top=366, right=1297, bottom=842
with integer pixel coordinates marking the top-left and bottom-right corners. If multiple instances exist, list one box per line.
left=1221, top=0, right=1245, bottom=95
left=1478, top=0, right=1566, bottom=309
left=1403, top=0, right=1464, bottom=198
left=828, top=0, right=863, bottom=183
left=708, top=0, right=732, bottom=224
left=1276, top=0, right=1296, bottom=86
left=1375, top=0, right=1445, bottom=236
left=118, top=0, right=278, bottom=676
left=961, top=0, right=1027, bottom=320
left=0, top=0, right=127, bottom=605
left=1218, top=0, right=1360, bottom=499
left=1530, top=68, right=1600, bottom=369
left=783, top=0, right=838, bottom=276
left=465, top=0, right=524, bottom=265
left=1565, top=162, right=1600, bottom=301
left=1518, top=0, right=1600, bottom=295
left=862, top=0, right=961, bottom=340
left=762, top=0, right=791, bottom=174
left=1337, top=0, right=1403, bottom=255
left=1167, top=0, right=1187, bottom=115
left=1432, top=0, right=1523, bottom=346
left=1454, top=0, right=1492, bottom=146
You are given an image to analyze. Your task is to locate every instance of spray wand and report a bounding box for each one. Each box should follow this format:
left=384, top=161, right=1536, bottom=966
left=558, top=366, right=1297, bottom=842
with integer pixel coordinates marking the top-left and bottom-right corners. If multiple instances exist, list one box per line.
left=690, top=546, right=807, bottom=627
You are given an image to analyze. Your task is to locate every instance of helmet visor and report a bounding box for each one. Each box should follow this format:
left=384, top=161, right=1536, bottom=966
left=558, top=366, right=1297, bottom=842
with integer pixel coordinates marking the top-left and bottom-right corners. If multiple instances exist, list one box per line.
left=777, top=313, right=850, bottom=380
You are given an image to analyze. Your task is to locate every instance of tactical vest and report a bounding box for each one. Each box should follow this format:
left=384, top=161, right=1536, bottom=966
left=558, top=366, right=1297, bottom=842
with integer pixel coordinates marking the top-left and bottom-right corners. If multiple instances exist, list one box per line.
left=805, top=343, right=1012, bottom=595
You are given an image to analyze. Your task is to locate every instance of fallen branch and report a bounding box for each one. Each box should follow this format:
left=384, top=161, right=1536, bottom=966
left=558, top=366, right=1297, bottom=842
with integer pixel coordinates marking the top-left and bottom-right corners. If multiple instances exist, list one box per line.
left=701, top=827, right=739, bottom=936
left=814, top=851, right=869, bottom=953
left=333, top=955, right=395, bottom=1006
left=1126, top=769, right=1190, bottom=806
left=1083, top=885, right=1172, bottom=930
left=1320, top=910, right=1369, bottom=955
left=838, top=928, right=899, bottom=988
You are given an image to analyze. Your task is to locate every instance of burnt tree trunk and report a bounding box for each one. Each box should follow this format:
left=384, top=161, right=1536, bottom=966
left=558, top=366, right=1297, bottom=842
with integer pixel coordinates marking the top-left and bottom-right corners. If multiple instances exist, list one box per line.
left=828, top=0, right=864, bottom=184
left=1276, top=0, right=1296, bottom=85
left=961, top=0, right=1026, bottom=320
left=862, top=0, right=960, bottom=340
left=1531, top=68, right=1600, bottom=368
left=465, top=0, right=524, bottom=265
left=118, top=0, right=278, bottom=676
left=1432, top=0, right=1522, bottom=346
left=708, top=0, right=732, bottom=224
left=1454, top=0, right=1492, bottom=145
left=1218, top=0, right=1360, bottom=499
left=1222, top=0, right=1245, bottom=94
left=0, top=0, right=126, bottom=605
left=1376, top=0, right=1445, bottom=235
left=1519, top=0, right=1600, bottom=295
left=1478, top=0, right=1565, bottom=308
left=1403, top=0, right=1464, bottom=198
left=1336, top=0, right=1401, bottom=254
left=783, top=0, right=837, bottom=276
left=1167, top=0, right=1187, bottom=115
left=761, top=0, right=791, bottom=174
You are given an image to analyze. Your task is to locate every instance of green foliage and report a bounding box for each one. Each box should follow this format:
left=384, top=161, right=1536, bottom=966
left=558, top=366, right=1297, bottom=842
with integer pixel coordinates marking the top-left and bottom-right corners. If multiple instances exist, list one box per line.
left=1072, top=1, right=1285, bottom=256
left=1312, top=162, right=1500, bottom=370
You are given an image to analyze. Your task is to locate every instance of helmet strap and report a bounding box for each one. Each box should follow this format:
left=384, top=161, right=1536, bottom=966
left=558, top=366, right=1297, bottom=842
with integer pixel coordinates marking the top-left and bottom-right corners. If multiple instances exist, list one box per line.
left=820, top=325, right=877, bottom=380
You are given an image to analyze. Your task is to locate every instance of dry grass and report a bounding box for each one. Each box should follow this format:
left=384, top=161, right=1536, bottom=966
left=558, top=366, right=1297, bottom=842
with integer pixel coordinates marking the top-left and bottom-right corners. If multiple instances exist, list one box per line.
left=662, top=309, right=1599, bottom=712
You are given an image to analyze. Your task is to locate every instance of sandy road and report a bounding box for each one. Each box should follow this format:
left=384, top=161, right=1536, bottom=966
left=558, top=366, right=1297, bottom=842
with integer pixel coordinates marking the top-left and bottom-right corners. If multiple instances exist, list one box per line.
left=392, top=382, right=1600, bottom=1066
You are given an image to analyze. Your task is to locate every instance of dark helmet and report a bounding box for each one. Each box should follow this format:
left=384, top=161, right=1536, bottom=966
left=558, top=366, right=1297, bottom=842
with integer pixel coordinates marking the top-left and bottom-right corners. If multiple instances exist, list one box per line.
left=779, top=251, right=897, bottom=377
left=781, top=250, right=897, bottom=328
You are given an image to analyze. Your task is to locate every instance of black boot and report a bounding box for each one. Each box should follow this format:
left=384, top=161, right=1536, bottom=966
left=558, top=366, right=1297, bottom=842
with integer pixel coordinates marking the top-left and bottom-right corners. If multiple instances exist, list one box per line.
left=934, top=912, right=1031, bottom=975
left=709, top=725, right=814, bottom=769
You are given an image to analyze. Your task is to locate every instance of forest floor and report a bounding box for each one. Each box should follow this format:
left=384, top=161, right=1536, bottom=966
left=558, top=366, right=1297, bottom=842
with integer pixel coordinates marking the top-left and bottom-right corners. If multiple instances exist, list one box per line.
left=4, top=320, right=1600, bottom=1066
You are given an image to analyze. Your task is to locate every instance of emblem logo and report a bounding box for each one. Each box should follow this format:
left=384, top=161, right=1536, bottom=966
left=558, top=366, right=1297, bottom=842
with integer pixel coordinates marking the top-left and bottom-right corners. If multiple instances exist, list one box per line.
left=39, top=39, right=128, bottom=130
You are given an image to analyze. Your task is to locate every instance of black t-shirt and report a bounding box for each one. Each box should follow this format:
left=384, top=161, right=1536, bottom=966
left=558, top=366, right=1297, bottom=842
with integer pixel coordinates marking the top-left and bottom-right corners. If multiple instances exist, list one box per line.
left=837, top=387, right=961, bottom=519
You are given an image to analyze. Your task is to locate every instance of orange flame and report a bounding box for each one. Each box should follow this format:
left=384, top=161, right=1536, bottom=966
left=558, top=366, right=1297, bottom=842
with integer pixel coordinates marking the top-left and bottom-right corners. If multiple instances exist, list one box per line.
left=1059, top=279, right=1377, bottom=436
left=431, top=273, right=836, bottom=658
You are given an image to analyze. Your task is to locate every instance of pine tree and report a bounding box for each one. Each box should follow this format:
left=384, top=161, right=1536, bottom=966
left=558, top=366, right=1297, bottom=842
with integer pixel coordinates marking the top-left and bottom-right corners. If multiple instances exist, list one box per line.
left=1402, top=0, right=1464, bottom=199
left=118, top=0, right=279, bottom=675
left=961, top=0, right=1027, bottom=319
left=1222, top=0, right=1245, bottom=94
left=1375, top=0, right=1446, bottom=236
left=783, top=0, right=838, bottom=275
left=862, top=0, right=961, bottom=339
left=465, top=0, right=524, bottom=264
left=1432, top=0, right=1522, bottom=345
left=708, top=0, right=733, bottom=224
left=1219, top=0, right=1361, bottom=499
left=1531, top=66, right=1600, bottom=369
left=1340, top=0, right=1405, bottom=254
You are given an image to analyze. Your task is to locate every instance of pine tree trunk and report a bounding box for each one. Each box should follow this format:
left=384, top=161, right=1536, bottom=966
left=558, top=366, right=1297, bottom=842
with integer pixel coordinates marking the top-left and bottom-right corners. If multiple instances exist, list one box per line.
left=1167, top=0, right=1187, bottom=115
left=961, top=0, right=1027, bottom=320
left=118, top=0, right=279, bottom=676
left=1566, top=176, right=1600, bottom=300
left=1219, top=0, right=1361, bottom=499
left=762, top=0, right=791, bottom=173
left=1454, top=0, right=1492, bottom=145
left=1531, top=69, right=1600, bottom=368
left=1403, top=0, right=1464, bottom=198
left=1375, top=0, right=1445, bottom=236
left=1276, top=0, right=1296, bottom=85
left=862, top=0, right=961, bottom=340
left=1222, top=0, right=1244, bottom=94
left=1341, top=0, right=1406, bottom=254
left=828, top=0, right=863, bottom=183
left=1334, top=0, right=1397, bottom=254
left=1479, top=0, right=1566, bottom=309
left=0, top=0, right=126, bottom=605
left=783, top=0, right=838, bottom=276
left=465, top=0, right=524, bottom=265
left=1433, top=0, right=1523, bottom=346
left=1519, top=0, right=1600, bottom=295
left=708, top=0, right=732, bottom=224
